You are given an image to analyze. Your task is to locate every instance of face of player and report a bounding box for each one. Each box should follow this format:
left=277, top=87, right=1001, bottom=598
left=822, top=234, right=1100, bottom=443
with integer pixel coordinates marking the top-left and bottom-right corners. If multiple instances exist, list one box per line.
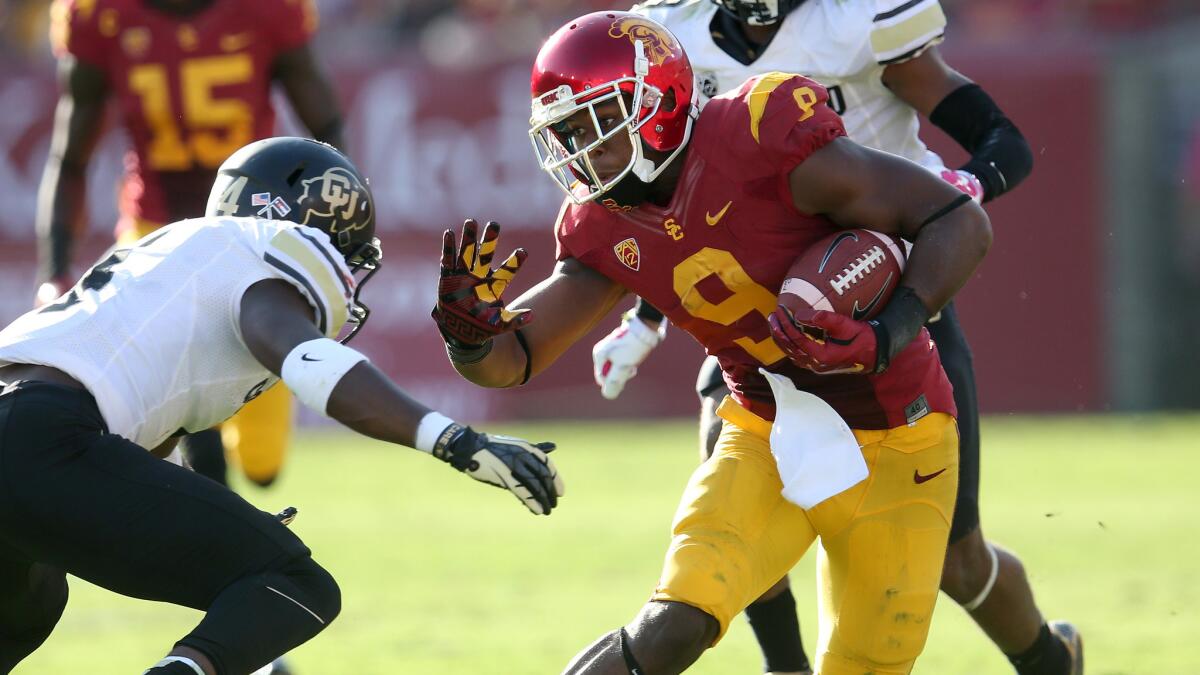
left=553, top=98, right=634, bottom=184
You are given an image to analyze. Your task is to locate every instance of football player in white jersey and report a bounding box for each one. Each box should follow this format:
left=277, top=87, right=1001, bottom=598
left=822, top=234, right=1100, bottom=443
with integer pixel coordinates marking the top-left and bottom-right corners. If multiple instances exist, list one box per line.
left=0, top=138, right=563, bottom=675
left=589, top=1, right=1081, bottom=674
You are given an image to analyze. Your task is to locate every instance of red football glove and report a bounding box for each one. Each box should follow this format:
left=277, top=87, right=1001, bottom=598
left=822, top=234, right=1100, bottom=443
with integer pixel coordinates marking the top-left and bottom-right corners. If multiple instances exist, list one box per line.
left=768, top=306, right=879, bottom=375
left=938, top=168, right=985, bottom=204
left=432, top=219, right=532, bottom=347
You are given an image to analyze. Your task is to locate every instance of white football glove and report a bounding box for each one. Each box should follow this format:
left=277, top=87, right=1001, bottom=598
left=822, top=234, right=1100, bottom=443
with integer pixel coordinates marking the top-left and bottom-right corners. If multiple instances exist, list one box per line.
left=591, top=311, right=667, bottom=400
left=433, top=426, right=564, bottom=515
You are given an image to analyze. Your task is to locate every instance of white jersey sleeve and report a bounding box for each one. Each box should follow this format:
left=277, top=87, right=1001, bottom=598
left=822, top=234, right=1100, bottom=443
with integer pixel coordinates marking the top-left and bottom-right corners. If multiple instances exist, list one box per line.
left=0, top=217, right=353, bottom=450
left=870, top=0, right=947, bottom=64
left=259, top=226, right=355, bottom=338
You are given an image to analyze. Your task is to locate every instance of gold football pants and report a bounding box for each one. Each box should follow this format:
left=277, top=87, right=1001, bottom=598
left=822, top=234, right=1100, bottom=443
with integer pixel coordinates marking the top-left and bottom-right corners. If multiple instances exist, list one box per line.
left=118, top=222, right=293, bottom=485
left=652, top=397, right=959, bottom=675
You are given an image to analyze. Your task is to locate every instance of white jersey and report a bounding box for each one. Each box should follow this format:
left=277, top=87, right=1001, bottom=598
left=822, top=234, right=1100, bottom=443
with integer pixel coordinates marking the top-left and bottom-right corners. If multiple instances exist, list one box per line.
left=635, top=0, right=949, bottom=171
left=0, top=217, right=354, bottom=449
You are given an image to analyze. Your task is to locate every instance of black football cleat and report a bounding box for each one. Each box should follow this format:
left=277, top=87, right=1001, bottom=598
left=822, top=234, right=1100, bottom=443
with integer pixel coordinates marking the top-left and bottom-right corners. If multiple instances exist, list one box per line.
left=1049, top=620, right=1083, bottom=675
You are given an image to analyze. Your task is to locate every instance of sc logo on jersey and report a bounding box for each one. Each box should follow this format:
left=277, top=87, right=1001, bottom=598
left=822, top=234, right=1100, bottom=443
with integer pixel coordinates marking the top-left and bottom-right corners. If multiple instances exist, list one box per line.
left=299, top=167, right=370, bottom=233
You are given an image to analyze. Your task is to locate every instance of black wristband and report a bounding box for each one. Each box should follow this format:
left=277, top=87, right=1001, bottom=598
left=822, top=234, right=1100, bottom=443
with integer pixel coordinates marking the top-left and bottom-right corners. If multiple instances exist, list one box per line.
left=929, top=83, right=1033, bottom=203
left=445, top=337, right=493, bottom=365
left=868, top=286, right=931, bottom=373
left=634, top=297, right=665, bottom=324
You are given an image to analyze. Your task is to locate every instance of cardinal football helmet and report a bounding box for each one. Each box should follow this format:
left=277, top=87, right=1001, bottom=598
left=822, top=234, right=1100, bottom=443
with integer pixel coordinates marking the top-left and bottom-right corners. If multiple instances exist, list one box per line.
left=711, top=0, right=806, bottom=26
left=529, top=11, right=699, bottom=204
left=206, top=137, right=383, bottom=343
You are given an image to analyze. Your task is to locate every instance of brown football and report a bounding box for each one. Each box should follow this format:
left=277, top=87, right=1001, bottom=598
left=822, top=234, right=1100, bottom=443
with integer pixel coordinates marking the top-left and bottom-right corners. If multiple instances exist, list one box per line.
left=779, top=229, right=907, bottom=322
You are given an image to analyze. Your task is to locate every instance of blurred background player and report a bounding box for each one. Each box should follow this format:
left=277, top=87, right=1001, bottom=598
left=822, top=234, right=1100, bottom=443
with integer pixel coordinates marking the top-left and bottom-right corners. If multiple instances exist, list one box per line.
left=36, top=0, right=346, bottom=497
left=589, top=1, right=1080, bottom=674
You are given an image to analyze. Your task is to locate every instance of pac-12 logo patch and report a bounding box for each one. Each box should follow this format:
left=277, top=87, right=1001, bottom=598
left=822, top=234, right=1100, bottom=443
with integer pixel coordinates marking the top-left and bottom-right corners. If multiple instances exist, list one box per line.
left=614, top=238, right=641, bottom=271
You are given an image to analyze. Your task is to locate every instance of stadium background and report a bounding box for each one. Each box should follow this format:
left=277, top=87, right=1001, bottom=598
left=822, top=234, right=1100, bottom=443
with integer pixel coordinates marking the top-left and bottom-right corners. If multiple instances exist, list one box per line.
left=1, top=1, right=1200, bottom=673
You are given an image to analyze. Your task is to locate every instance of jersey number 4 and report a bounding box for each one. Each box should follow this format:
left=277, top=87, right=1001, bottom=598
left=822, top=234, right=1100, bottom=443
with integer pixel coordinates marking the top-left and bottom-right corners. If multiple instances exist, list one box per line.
left=129, top=54, right=254, bottom=171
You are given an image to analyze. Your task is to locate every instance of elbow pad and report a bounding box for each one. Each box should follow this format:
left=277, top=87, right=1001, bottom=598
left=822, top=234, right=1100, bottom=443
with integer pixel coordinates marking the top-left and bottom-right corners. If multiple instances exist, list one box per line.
left=929, top=84, right=1033, bottom=202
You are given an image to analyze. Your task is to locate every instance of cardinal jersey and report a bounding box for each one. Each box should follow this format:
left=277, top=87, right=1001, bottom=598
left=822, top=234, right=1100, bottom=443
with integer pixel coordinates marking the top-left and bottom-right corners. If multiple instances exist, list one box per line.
left=50, top=0, right=317, bottom=234
left=0, top=217, right=353, bottom=449
left=633, top=0, right=948, bottom=172
left=556, top=74, right=954, bottom=429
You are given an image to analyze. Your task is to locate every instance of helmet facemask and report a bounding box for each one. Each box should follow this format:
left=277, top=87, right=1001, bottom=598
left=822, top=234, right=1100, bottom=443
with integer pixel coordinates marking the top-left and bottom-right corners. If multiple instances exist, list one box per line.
left=337, top=237, right=383, bottom=344
left=530, top=39, right=695, bottom=205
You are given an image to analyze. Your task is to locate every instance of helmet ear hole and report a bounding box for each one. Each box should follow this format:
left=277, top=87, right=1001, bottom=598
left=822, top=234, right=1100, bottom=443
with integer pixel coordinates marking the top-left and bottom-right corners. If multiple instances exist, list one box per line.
left=661, top=88, right=677, bottom=113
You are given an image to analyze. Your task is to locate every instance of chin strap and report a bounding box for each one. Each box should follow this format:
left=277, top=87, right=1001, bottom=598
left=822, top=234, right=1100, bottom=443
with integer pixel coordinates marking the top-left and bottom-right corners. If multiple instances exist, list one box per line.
left=631, top=74, right=702, bottom=183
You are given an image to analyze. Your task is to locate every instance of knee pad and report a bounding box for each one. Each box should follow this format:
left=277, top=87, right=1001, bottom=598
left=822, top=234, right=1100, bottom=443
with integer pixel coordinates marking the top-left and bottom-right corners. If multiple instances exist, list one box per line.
left=268, top=555, right=342, bottom=626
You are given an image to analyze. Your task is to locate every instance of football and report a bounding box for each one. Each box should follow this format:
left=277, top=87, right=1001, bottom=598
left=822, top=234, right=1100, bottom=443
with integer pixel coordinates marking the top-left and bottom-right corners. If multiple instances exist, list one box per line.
left=778, top=229, right=906, bottom=322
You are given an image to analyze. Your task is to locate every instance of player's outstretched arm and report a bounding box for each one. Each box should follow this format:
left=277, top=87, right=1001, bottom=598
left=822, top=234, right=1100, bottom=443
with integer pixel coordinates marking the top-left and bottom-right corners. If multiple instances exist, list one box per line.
left=34, top=55, right=108, bottom=305
left=432, top=220, right=627, bottom=389
left=239, top=279, right=564, bottom=515
left=882, top=46, right=1033, bottom=203
left=772, top=139, right=992, bottom=374
left=274, top=45, right=346, bottom=150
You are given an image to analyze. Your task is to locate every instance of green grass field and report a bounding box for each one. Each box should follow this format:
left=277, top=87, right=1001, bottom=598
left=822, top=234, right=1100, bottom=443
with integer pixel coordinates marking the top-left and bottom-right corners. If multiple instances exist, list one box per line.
left=15, top=415, right=1200, bottom=674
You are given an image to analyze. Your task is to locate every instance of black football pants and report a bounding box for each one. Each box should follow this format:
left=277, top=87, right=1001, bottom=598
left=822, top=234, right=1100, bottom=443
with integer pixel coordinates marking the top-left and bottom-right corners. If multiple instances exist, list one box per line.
left=0, top=381, right=340, bottom=674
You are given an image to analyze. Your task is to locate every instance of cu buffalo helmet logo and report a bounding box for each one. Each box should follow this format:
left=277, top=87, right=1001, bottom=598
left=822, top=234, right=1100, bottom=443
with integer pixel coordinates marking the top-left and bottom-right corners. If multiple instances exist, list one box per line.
left=608, top=17, right=674, bottom=66
left=299, top=167, right=370, bottom=233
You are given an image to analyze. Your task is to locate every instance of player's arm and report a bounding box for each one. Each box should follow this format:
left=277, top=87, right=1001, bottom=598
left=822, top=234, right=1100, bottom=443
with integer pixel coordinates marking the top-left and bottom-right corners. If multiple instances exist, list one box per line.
left=432, top=220, right=627, bottom=389
left=774, top=138, right=992, bottom=373
left=273, top=45, right=345, bottom=150
left=34, top=54, right=108, bottom=304
left=239, top=278, right=564, bottom=515
left=881, top=46, right=1033, bottom=203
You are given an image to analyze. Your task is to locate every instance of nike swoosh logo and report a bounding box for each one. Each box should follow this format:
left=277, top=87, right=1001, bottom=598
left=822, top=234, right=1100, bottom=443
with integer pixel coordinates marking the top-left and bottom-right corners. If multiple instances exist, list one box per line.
left=851, top=272, right=894, bottom=321
left=817, top=231, right=859, bottom=274
left=221, top=32, right=253, bottom=52
left=705, top=201, right=732, bottom=226
left=913, top=467, right=947, bottom=484
left=300, top=354, right=322, bottom=362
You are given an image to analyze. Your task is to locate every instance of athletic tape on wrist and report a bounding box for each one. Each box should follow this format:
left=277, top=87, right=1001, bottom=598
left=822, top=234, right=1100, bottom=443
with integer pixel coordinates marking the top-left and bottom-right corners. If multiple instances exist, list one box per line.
left=415, top=411, right=458, bottom=453
left=281, top=338, right=368, bottom=416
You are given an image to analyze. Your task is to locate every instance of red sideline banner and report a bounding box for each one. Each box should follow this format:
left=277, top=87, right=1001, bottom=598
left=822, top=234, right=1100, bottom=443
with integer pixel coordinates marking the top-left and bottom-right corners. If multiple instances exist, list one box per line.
left=0, top=44, right=1101, bottom=420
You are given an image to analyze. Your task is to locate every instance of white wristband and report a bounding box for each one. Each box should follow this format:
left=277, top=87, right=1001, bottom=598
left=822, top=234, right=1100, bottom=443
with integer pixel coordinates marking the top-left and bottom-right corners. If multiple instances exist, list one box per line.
left=281, top=338, right=368, bottom=416
left=415, top=411, right=457, bottom=453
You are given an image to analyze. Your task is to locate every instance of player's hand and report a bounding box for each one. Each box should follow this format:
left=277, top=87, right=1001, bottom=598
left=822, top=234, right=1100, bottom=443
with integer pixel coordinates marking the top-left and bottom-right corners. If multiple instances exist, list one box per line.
left=431, top=219, right=532, bottom=348
left=433, top=425, right=564, bottom=515
left=592, top=312, right=666, bottom=400
left=938, top=168, right=984, bottom=204
left=33, top=275, right=72, bottom=308
left=768, top=306, right=880, bottom=375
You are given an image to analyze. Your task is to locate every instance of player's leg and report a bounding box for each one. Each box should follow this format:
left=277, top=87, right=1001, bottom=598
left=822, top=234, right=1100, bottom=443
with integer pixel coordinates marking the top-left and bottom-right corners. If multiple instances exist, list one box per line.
left=563, top=401, right=820, bottom=674
left=813, top=413, right=959, bottom=674
left=0, top=382, right=339, bottom=674
left=928, top=305, right=1080, bottom=674
left=181, top=428, right=229, bottom=486
left=222, top=383, right=293, bottom=487
left=695, top=358, right=811, bottom=675
left=0, top=546, right=68, bottom=672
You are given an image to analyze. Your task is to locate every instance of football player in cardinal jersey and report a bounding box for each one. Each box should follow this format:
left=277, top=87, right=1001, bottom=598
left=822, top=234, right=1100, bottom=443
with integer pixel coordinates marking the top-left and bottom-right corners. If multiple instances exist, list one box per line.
left=432, top=12, right=990, bottom=674
left=37, top=0, right=346, bottom=505
left=0, top=138, right=562, bottom=675
left=586, top=2, right=1080, bottom=674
